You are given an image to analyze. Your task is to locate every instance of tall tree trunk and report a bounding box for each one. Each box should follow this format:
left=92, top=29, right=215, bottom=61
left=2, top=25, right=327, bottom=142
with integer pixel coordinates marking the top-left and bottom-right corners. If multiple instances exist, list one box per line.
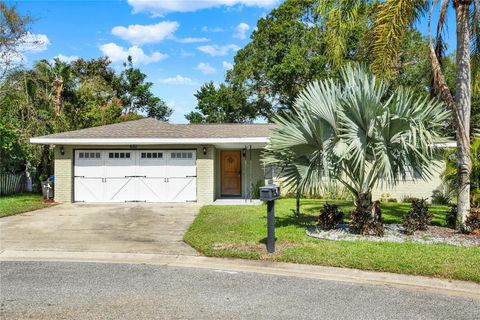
left=54, top=76, right=63, bottom=116
left=455, top=1, right=472, bottom=231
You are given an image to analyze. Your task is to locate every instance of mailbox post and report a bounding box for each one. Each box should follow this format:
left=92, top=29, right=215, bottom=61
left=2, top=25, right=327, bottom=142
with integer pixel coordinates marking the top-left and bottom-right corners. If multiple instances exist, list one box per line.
left=259, top=184, right=280, bottom=253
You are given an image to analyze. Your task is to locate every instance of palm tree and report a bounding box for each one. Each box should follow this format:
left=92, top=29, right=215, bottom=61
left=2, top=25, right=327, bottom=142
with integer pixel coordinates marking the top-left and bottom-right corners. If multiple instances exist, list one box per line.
left=264, top=65, right=449, bottom=235
left=318, top=0, right=477, bottom=230
left=34, top=59, right=74, bottom=116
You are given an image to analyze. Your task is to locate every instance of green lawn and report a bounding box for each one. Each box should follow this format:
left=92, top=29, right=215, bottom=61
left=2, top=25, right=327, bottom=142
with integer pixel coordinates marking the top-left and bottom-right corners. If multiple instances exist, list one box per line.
left=184, top=199, right=480, bottom=282
left=0, top=193, right=53, bottom=218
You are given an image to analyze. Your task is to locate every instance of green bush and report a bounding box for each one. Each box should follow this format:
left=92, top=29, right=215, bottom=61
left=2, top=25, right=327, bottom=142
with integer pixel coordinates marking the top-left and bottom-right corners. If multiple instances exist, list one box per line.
left=317, top=203, right=344, bottom=230
left=350, top=201, right=384, bottom=236
left=445, top=205, right=457, bottom=228
left=431, top=189, right=451, bottom=205
left=401, top=196, right=419, bottom=203
left=251, top=179, right=264, bottom=199
left=402, top=198, right=433, bottom=235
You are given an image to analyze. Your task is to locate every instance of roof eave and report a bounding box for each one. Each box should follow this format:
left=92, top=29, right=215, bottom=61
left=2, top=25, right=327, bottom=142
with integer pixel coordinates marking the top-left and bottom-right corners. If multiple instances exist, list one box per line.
left=30, top=137, right=270, bottom=145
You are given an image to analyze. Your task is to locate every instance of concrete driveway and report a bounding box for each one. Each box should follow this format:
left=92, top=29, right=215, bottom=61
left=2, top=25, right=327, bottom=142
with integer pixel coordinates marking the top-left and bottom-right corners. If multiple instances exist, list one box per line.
left=0, top=203, right=200, bottom=256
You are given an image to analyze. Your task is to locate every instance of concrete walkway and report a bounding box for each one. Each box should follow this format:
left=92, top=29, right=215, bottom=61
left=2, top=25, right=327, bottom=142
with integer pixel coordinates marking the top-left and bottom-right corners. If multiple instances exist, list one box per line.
left=0, top=203, right=200, bottom=256
left=1, top=250, right=478, bottom=300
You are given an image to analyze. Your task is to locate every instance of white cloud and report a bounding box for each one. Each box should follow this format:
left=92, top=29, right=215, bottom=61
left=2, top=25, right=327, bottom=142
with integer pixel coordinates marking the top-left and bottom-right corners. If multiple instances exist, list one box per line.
left=180, top=49, right=195, bottom=57
left=196, top=62, right=216, bottom=74
left=222, top=61, right=233, bottom=70
left=176, top=37, right=210, bottom=44
left=128, top=0, right=278, bottom=15
left=233, top=22, right=250, bottom=39
left=202, top=26, right=224, bottom=32
left=20, top=32, right=50, bottom=53
left=51, top=54, right=79, bottom=63
left=159, top=75, right=198, bottom=85
left=111, top=21, right=179, bottom=45
left=197, top=44, right=240, bottom=57
left=99, top=43, right=167, bottom=65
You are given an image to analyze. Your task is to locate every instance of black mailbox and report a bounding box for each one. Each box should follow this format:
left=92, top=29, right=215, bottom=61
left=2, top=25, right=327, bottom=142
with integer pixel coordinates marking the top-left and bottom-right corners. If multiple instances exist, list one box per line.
left=259, top=184, right=280, bottom=201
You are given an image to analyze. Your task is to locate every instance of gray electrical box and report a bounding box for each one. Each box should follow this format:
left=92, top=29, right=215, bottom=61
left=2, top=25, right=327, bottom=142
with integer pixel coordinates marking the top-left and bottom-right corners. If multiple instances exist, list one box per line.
left=259, top=184, right=280, bottom=201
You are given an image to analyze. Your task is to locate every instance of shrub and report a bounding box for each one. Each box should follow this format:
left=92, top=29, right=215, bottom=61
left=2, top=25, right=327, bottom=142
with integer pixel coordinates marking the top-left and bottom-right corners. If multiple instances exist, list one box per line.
left=379, top=193, right=391, bottom=203
left=251, top=180, right=264, bottom=199
left=431, top=189, right=451, bottom=205
left=402, top=196, right=419, bottom=203
left=387, top=198, right=398, bottom=202
left=402, top=198, right=433, bottom=235
left=350, top=201, right=384, bottom=236
left=466, top=207, right=480, bottom=235
left=445, top=205, right=457, bottom=228
left=317, top=203, right=344, bottom=230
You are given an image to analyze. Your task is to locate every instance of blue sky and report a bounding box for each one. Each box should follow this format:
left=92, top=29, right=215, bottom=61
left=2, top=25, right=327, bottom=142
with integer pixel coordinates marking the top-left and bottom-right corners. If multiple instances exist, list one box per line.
left=16, top=0, right=456, bottom=123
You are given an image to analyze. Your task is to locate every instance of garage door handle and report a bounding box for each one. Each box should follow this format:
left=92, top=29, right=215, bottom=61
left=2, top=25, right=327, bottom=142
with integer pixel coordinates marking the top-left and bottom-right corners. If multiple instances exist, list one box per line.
left=124, top=175, right=147, bottom=178
left=186, top=175, right=197, bottom=178
left=74, top=175, right=85, bottom=178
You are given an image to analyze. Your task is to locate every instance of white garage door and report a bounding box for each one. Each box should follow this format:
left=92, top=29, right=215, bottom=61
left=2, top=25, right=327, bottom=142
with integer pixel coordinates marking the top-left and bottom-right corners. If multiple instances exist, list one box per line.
left=74, top=150, right=196, bottom=203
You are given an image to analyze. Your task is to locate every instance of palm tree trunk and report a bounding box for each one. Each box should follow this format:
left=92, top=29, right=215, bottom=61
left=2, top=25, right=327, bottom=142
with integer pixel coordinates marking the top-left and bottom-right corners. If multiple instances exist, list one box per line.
left=354, top=191, right=372, bottom=209
left=454, top=1, right=472, bottom=230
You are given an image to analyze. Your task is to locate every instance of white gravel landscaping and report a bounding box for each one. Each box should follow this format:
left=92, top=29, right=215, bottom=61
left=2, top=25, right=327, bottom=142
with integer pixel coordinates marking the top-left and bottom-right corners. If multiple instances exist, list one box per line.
left=306, top=224, right=480, bottom=247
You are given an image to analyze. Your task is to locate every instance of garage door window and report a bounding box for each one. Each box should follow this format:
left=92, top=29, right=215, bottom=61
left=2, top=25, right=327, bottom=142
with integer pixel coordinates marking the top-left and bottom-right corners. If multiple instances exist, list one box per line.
left=141, top=152, right=163, bottom=159
left=171, top=152, right=193, bottom=159
left=108, top=152, right=130, bottom=159
left=78, top=152, right=101, bottom=159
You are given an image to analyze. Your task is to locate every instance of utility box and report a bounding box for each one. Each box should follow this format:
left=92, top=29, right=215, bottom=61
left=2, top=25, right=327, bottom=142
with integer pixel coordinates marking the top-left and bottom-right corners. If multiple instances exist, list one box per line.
left=259, top=184, right=280, bottom=201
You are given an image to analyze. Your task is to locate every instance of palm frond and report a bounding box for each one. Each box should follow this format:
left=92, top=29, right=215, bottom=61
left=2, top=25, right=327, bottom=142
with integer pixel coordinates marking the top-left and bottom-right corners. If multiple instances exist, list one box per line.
left=371, top=0, right=429, bottom=77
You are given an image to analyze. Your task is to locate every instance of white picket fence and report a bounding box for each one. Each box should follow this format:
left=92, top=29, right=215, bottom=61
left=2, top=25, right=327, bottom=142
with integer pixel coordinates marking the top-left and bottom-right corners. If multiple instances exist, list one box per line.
left=0, top=174, right=24, bottom=196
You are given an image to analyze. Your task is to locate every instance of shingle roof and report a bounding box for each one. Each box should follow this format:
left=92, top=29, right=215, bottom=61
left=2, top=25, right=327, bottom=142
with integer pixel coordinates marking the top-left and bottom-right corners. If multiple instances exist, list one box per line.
left=32, top=118, right=275, bottom=139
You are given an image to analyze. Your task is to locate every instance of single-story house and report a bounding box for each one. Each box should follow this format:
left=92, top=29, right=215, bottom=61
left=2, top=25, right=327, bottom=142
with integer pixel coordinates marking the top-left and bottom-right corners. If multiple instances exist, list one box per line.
left=30, top=118, right=447, bottom=204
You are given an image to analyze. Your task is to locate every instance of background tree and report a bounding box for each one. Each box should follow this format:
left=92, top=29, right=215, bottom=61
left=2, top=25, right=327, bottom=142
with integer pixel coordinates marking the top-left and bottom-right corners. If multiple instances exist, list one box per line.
left=0, top=3, right=33, bottom=79
left=227, top=0, right=327, bottom=117
left=186, top=82, right=258, bottom=123
left=223, top=0, right=433, bottom=122
left=114, top=56, right=172, bottom=120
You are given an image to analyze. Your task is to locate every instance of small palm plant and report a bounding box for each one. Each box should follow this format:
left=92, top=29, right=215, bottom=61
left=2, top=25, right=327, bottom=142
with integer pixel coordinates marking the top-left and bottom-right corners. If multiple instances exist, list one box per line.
left=264, top=65, right=449, bottom=235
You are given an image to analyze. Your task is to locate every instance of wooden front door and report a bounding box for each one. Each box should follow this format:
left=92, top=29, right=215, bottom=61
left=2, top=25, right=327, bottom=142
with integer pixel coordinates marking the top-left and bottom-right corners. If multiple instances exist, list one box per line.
left=221, top=151, right=241, bottom=196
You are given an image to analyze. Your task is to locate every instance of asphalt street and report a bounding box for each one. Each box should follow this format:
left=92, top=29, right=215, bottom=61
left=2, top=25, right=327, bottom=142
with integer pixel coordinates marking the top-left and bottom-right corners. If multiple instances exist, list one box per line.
left=1, top=261, right=478, bottom=320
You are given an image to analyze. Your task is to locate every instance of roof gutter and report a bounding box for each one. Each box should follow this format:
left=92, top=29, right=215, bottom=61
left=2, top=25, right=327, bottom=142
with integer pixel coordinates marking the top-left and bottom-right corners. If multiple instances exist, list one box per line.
left=30, top=137, right=270, bottom=145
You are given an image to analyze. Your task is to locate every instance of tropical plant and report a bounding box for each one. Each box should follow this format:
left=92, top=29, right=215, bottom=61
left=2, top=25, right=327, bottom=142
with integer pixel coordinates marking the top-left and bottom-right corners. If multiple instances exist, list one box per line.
left=402, top=198, right=433, bottom=235
left=431, top=189, right=451, bottom=205
left=465, top=206, right=480, bottom=234
left=445, top=204, right=457, bottom=228
left=442, top=138, right=480, bottom=205
left=264, top=65, right=449, bottom=235
left=317, top=0, right=477, bottom=231
left=317, top=203, right=344, bottom=230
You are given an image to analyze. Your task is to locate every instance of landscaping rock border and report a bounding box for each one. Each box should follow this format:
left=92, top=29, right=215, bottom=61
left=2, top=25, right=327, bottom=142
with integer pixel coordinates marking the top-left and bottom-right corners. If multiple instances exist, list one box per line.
left=306, top=224, right=480, bottom=247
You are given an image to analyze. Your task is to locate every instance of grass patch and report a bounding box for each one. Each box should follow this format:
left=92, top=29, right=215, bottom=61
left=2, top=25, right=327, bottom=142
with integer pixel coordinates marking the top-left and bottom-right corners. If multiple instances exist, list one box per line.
left=0, top=193, right=53, bottom=218
left=184, top=199, right=480, bottom=282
